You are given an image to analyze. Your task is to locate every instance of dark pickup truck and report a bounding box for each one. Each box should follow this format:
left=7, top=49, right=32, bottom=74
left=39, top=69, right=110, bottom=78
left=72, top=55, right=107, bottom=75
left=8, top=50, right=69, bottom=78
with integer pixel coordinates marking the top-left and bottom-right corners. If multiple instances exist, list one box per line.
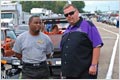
left=42, top=16, right=68, bottom=78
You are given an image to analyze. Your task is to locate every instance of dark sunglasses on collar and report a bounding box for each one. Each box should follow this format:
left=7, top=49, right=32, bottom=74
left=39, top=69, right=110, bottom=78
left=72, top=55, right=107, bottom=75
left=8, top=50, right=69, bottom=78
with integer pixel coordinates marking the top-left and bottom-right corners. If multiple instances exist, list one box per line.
left=64, top=10, right=76, bottom=17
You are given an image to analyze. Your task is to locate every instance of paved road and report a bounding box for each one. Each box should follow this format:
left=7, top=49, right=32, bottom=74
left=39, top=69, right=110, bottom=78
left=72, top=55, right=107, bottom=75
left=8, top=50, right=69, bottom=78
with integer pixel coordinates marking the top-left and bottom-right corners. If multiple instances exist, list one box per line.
left=92, top=18, right=119, bottom=79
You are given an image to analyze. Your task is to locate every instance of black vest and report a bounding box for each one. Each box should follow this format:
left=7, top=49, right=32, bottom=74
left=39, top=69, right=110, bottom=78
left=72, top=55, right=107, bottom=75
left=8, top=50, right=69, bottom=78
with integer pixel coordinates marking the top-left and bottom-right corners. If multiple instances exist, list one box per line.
left=61, top=31, right=93, bottom=77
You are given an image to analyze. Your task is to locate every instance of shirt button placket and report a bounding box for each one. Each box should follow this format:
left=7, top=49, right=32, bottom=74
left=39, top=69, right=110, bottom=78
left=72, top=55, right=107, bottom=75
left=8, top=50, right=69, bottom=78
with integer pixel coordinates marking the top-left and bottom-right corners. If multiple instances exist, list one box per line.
left=68, top=38, right=70, bottom=41
left=64, top=62, right=67, bottom=64
left=66, top=46, right=68, bottom=48
left=65, top=54, right=67, bottom=56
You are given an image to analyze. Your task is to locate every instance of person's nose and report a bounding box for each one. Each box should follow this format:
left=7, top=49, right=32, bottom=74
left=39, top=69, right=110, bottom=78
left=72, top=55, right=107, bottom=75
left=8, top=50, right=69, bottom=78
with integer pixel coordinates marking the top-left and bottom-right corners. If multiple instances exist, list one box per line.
left=36, top=24, right=41, bottom=28
left=67, top=14, right=71, bottom=17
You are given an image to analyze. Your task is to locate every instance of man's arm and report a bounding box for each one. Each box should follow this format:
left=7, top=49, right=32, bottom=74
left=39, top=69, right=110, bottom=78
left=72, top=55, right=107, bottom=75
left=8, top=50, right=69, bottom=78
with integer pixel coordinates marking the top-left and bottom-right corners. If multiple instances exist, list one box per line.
left=46, top=53, right=53, bottom=58
left=89, top=47, right=101, bottom=75
left=4, top=49, right=22, bottom=59
left=91, top=47, right=100, bottom=65
left=14, top=52, right=22, bottom=59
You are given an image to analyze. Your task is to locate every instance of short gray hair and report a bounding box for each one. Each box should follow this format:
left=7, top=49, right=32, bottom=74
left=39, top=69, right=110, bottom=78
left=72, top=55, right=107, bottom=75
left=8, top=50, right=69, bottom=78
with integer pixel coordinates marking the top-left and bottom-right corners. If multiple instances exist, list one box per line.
left=63, top=4, right=78, bottom=10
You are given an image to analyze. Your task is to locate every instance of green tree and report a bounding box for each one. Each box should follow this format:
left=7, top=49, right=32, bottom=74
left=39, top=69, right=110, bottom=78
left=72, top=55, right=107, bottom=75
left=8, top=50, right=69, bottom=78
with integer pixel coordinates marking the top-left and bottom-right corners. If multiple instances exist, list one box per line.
left=20, top=1, right=85, bottom=14
left=72, top=1, right=85, bottom=13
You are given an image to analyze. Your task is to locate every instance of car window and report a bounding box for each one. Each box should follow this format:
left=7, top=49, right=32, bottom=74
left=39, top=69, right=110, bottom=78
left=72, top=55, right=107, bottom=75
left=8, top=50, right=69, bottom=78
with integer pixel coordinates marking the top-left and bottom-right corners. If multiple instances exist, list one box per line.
left=6, top=30, right=16, bottom=40
left=43, top=17, right=68, bottom=33
left=1, top=31, right=5, bottom=41
left=57, top=23, right=69, bottom=30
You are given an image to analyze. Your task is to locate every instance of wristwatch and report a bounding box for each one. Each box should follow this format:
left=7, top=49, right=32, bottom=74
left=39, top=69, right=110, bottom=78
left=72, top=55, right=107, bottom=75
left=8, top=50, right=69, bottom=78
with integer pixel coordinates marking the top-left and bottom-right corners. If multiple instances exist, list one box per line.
left=90, top=64, right=97, bottom=68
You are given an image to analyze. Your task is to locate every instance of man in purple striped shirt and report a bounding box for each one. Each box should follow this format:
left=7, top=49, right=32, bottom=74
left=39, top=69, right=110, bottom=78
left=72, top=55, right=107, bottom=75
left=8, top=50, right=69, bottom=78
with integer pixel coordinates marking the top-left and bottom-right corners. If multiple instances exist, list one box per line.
left=60, top=4, right=103, bottom=79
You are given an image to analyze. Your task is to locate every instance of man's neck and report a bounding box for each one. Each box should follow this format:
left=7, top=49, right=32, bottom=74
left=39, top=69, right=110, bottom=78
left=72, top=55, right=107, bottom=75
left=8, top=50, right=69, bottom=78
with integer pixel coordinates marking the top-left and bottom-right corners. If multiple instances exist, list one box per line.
left=29, top=31, right=40, bottom=36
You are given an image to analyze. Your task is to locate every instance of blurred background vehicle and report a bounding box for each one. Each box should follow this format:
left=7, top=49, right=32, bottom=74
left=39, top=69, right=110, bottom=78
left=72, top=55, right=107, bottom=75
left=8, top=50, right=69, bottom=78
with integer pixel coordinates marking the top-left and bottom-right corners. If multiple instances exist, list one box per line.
left=1, top=27, right=18, bottom=64
left=15, top=24, right=29, bottom=36
left=42, top=16, right=68, bottom=78
left=1, top=59, right=22, bottom=79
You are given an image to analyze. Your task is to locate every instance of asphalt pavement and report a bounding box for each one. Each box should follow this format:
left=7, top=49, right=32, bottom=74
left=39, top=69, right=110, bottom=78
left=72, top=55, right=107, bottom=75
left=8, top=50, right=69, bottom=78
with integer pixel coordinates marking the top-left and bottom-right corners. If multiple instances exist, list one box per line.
left=92, top=18, right=119, bottom=79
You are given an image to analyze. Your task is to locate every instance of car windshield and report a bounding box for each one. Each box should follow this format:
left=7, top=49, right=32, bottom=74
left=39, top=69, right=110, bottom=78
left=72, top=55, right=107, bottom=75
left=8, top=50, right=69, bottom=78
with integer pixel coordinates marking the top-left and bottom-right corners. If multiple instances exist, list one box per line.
left=1, top=13, right=13, bottom=19
left=57, top=23, right=69, bottom=29
left=43, top=17, right=68, bottom=32
left=1, top=30, right=16, bottom=41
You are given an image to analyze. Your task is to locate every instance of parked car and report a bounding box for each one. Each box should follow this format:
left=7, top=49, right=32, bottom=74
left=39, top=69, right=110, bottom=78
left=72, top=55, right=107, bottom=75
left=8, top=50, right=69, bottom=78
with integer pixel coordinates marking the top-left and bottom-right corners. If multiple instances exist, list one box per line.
left=1, top=27, right=18, bottom=64
left=97, top=15, right=103, bottom=22
left=42, top=16, right=68, bottom=78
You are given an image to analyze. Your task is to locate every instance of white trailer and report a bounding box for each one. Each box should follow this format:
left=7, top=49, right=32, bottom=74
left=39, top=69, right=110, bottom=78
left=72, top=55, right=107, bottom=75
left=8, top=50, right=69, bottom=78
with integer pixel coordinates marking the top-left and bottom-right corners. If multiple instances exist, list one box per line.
left=30, top=8, right=53, bottom=18
left=30, top=8, right=46, bottom=17
left=1, top=2, right=23, bottom=26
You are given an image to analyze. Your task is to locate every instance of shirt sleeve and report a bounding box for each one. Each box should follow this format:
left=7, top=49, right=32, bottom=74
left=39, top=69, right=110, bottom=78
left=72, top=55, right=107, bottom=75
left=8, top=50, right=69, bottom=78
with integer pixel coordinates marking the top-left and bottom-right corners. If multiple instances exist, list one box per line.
left=87, top=21, right=104, bottom=48
left=12, top=36, right=22, bottom=54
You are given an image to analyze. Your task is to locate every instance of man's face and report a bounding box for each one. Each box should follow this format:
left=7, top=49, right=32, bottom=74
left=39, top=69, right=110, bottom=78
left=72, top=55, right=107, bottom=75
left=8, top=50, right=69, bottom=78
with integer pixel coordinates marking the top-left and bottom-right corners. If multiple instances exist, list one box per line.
left=64, top=6, right=79, bottom=25
left=29, top=17, right=42, bottom=35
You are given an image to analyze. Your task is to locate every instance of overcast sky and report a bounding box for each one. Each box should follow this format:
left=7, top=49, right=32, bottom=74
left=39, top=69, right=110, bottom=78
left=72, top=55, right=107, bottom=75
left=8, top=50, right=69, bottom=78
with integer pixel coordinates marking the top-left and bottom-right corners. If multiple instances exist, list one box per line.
left=1, top=0, right=119, bottom=12
left=83, top=0, right=119, bottom=12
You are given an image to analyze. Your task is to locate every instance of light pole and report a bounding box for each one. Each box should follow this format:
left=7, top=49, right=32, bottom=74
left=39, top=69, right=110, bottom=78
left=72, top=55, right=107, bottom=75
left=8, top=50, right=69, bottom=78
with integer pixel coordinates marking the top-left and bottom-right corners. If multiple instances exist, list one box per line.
left=108, top=5, right=110, bottom=11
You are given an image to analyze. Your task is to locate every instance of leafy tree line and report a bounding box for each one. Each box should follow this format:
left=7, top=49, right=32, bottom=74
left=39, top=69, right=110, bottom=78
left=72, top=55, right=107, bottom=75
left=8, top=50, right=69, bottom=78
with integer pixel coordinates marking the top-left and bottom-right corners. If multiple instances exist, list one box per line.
left=19, top=1, right=85, bottom=14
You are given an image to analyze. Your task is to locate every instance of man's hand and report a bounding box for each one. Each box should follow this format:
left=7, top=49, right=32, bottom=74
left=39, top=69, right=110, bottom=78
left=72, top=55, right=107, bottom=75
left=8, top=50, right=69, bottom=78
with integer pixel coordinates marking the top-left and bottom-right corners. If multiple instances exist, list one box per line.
left=89, top=64, right=97, bottom=75
left=4, top=50, right=22, bottom=59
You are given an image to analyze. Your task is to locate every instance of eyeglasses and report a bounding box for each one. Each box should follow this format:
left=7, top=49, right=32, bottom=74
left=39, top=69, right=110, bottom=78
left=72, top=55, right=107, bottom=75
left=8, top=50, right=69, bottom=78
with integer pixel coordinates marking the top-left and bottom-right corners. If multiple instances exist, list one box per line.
left=64, top=10, right=76, bottom=17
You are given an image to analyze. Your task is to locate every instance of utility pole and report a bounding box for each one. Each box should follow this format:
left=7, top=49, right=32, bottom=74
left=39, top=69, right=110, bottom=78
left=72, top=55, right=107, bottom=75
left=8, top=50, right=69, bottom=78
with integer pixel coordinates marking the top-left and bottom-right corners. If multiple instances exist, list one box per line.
left=96, top=6, right=97, bottom=11
left=108, top=5, right=110, bottom=11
